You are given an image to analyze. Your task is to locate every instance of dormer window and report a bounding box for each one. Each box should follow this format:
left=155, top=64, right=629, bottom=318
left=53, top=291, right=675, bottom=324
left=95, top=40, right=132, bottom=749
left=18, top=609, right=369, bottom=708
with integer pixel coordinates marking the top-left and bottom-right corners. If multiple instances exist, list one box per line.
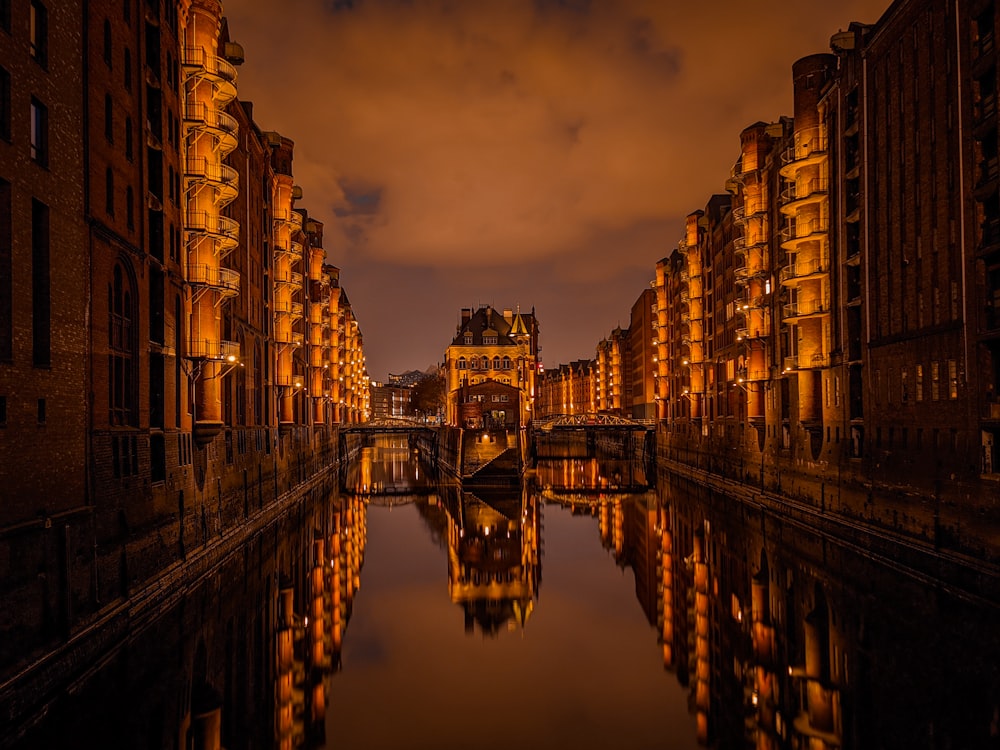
left=464, top=332, right=473, bottom=343
left=484, top=335, right=497, bottom=344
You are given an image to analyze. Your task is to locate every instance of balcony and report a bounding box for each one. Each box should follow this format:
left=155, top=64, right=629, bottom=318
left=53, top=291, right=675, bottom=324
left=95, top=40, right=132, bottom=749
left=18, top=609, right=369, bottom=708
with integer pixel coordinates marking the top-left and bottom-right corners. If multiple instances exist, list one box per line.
left=181, top=47, right=237, bottom=103
left=778, top=127, right=828, bottom=177
left=184, top=156, right=239, bottom=205
left=185, top=209, right=239, bottom=255
left=188, top=263, right=240, bottom=298
left=186, top=338, right=240, bottom=361
left=274, top=271, right=304, bottom=288
left=779, top=178, right=828, bottom=216
left=783, top=298, right=830, bottom=321
left=780, top=218, right=829, bottom=251
left=182, top=101, right=238, bottom=154
left=274, top=329, right=305, bottom=347
left=273, top=208, right=304, bottom=231
left=779, top=257, right=829, bottom=286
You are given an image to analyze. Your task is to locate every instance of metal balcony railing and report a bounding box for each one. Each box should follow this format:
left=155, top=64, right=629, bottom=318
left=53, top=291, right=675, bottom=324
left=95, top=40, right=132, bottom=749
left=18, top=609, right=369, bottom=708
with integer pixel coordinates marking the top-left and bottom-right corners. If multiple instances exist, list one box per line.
left=188, top=263, right=240, bottom=296
left=783, top=298, right=830, bottom=319
left=183, top=101, right=239, bottom=136
left=779, top=257, right=829, bottom=284
left=186, top=338, right=240, bottom=361
left=182, top=47, right=238, bottom=83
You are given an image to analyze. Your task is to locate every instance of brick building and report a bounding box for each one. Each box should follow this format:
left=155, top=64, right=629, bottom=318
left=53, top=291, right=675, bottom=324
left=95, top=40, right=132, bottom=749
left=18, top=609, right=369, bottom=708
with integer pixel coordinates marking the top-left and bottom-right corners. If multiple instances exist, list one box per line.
left=653, top=0, right=1000, bottom=514
left=0, top=0, right=369, bottom=702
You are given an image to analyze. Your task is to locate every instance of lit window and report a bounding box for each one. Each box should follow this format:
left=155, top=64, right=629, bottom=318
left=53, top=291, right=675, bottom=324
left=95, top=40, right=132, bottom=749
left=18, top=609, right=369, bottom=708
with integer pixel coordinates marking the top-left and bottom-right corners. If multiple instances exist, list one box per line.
left=29, top=1, right=47, bottom=67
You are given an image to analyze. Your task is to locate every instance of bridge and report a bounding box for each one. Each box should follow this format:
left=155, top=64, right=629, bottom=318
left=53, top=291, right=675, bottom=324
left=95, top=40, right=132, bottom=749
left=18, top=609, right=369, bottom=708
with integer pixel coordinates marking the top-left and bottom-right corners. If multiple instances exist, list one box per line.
left=528, top=413, right=656, bottom=472
left=340, top=417, right=437, bottom=434
left=531, top=413, right=654, bottom=432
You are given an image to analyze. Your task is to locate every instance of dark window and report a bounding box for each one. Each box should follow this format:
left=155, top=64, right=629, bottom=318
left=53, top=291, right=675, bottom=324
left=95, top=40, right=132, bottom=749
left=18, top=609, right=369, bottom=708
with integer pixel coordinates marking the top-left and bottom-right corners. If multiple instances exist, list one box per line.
left=0, top=395, right=6, bottom=426
left=0, top=0, right=10, bottom=33
left=123, top=0, right=130, bottom=25
left=124, top=48, right=132, bottom=92
left=105, top=93, right=113, bottom=141
left=37, top=398, right=45, bottom=424
left=31, top=199, right=50, bottom=367
left=103, top=19, right=112, bottom=65
left=105, top=167, right=114, bottom=215
left=109, top=263, right=137, bottom=425
left=126, top=186, right=134, bottom=229
left=30, top=98, right=48, bottom=166
left=0, top=180, right=10, bottom=360
left=0, top=66, right=9, bottom=141
left=124, top=116, right=133, bottom=160
left=29, top=1, right=47, bottom=68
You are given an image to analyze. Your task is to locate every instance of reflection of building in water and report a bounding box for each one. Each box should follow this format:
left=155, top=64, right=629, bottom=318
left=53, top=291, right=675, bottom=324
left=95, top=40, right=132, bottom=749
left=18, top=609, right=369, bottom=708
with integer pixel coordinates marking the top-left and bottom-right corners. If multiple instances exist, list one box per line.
left=640, top=479, right=861, bottom=748
left=275, top=493, right=367, bottom=749
left=441, top=487, right=541, bottom=636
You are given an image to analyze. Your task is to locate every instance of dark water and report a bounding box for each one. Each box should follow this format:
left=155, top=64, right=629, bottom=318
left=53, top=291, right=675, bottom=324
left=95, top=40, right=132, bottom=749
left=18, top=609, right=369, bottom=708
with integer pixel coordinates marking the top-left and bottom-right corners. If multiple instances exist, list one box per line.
left=10, top=437, right=1000, bottom=749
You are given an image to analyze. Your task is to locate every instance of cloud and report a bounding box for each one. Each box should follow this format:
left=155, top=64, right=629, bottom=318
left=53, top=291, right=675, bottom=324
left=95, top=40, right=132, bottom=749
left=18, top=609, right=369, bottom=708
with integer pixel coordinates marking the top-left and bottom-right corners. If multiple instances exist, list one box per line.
left=223, top=0, right=891, bottom=375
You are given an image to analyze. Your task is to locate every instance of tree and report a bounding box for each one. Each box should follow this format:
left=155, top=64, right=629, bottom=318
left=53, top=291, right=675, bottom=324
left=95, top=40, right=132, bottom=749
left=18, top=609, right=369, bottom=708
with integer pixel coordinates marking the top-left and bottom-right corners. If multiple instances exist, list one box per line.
left=410, top=372, right=445, bottom=420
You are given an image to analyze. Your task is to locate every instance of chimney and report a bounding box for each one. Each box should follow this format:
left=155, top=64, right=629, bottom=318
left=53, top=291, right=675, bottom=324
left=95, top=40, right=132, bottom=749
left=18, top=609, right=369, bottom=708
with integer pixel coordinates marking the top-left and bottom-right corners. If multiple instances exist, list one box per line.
left=461, top=308, right=472, bottom=326
left=503, top=308, right=512, bottom=323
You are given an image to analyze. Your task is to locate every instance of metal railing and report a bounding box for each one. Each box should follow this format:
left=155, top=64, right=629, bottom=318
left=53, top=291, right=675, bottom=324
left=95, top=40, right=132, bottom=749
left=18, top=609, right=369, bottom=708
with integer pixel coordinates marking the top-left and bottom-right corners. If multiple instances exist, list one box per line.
left=186, top=337, right=240, bottom=361
left=182, top=47, right=238, bottom=83
left=188, top=263, right=240, bottom=295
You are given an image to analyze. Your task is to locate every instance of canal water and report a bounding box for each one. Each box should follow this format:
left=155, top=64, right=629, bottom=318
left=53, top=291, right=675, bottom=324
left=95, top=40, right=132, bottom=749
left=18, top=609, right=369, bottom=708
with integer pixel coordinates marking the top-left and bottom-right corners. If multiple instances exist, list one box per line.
left=9, top=436, right=1000, bottom=748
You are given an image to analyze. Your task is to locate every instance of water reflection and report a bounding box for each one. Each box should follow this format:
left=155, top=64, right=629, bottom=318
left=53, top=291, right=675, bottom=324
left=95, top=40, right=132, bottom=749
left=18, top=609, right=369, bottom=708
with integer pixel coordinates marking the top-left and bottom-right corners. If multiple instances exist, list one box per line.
left=436, top=486, right=541, bottom=636
left=10, top=440, right=1000, bottom=749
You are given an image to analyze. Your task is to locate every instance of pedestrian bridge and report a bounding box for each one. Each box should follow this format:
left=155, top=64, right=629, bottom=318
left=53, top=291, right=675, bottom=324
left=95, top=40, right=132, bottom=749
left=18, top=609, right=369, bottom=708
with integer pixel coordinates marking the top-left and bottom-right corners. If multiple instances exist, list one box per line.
left=531, top=413, right=654, bottom=432
left=341, top=417, right=437, bottom=434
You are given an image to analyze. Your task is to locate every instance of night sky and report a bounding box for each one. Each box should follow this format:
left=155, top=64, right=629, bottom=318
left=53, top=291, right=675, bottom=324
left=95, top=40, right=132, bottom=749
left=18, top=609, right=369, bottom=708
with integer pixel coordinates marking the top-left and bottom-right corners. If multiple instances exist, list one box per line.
left=223, top=0, right=891, bottom=380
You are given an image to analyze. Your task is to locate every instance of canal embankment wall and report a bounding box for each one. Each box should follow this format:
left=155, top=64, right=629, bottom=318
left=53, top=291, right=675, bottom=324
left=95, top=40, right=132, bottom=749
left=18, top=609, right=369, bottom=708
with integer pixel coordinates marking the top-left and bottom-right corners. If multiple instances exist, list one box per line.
left=656, top=422, right=1000, bottom=573
left=0, top=425, right=344, bottom=740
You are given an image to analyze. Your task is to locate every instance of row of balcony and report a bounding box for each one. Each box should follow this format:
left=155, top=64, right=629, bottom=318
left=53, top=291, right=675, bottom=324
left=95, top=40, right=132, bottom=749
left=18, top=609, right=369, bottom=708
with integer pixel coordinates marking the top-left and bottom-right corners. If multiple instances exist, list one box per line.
left=274, top=208, right=304, bottom=231
left=183, top=101, right=239, bottom=155
left=274, top=329, right=305, bottom=347
left=274, top=300, right=305, bottom=319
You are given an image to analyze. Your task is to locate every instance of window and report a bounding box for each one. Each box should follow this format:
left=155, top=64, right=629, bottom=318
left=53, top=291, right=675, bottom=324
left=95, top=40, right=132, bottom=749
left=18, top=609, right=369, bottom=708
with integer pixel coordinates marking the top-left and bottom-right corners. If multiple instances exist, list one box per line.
left=31, top=199, right=50, bottom=367
left=0, top=179, right=9, bottom=361
left=105, top=167, right=114, bottom=215
left=37, top=398, right=46, bottom=424
left=30, top=98, right=48, bottom=166
left=123, top=0, right=130, bottom=24
left=103, top=19, right=112, bottom=65
left=110, top=263, right=137, bottom=425
left=493, top=356, right=501, bottom=370
left=915, top=364, right=923, bottom=401
left=931, top=361, right=940, bottom=400
left=0, top=66, right=9, bottom=141
left=126, top=186, right=134, bottom=229
left=105, top=93, right=113, bottom=141
left=502, top=356, right=511, bottom=369
left=0, top=0, right=9, bottom=33
left=0, top=395, right=6, bottom=426
left=484, top=336, right=497, bottom=344
left=29, top=1, right=47, bottom=68
left=457, top=357, right=467, bottom=370
left=124, top=116, right=133, bottom=159
left=470, top=358, right=479, bottom=370
left=948, top=359, right=958, bottom=399
left=124, top=48, right=132, bottom=91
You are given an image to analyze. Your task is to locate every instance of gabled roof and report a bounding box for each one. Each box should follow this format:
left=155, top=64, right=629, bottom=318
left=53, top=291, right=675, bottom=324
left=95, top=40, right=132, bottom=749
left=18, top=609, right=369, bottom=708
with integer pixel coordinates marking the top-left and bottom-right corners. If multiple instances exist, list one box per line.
left=451, top=306, right=527, bottom=347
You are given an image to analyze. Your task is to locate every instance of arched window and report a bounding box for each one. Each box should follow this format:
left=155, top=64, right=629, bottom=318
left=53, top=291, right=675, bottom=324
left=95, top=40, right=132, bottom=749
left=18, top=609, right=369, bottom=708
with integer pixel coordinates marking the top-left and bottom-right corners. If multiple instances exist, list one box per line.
left=109, top=263, right=137, bottom=425
left=492, top=356, right=501, bottom=370
left=457, top=357, right=467, bottom=370
left=124, top=116, right=133, bottom=160
left=126, top=186, right=134, bottom=229
left=470, top=357, right=479, bottom=370
left=502, top=356, right=511, bottom=369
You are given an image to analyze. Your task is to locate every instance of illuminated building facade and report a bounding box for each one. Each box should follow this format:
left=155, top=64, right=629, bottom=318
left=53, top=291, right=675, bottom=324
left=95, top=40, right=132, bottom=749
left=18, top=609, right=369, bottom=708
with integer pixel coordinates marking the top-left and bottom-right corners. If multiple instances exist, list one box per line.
left=596, top=326, right=629, bottom=416
left=536, top=359, right=597, bottom=418
left=653, top=0, right=1000, bottom=512
left=628, top=287, right=657, bottom=420
left=0, top=0, right=368, bottom=694
left=444, top=305, right=539, bottom=427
